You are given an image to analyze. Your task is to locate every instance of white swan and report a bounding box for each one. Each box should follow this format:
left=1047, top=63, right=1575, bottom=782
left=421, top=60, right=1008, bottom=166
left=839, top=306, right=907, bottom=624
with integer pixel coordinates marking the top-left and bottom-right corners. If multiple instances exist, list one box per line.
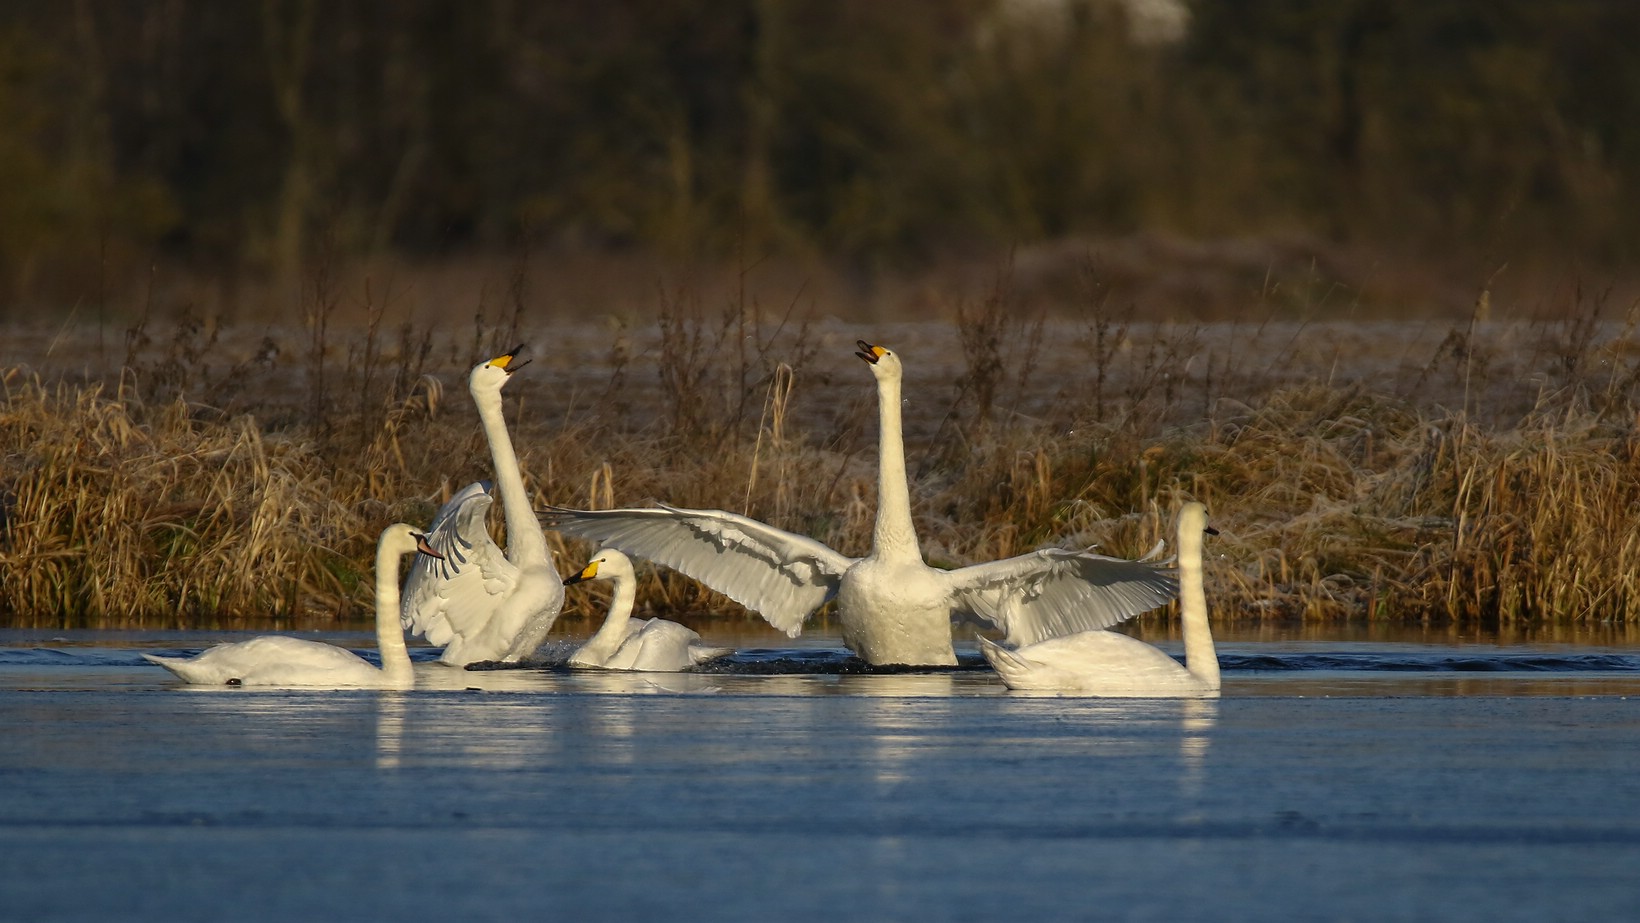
left=979, top=502, right=1221, bottom=697
left=540, top=340, right=1178, bottom=666
left=561, top=547, right=733, bottom=672
left=401, top=348, right=564, bottom=665
left=144, top=524, right=441, bottom=688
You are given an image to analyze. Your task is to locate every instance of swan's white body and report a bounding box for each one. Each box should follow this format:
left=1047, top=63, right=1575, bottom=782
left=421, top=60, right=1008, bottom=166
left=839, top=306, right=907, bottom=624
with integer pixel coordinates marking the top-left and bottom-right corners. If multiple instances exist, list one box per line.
left=563, top=548, right=732, bottom=672
left=401, top=349, right=564, bottom=665
left=980, top=502, right=1220, bottom=697
left=541, top=341, right=1178, bottom=666
left=144, top=524, right=438, bottom=688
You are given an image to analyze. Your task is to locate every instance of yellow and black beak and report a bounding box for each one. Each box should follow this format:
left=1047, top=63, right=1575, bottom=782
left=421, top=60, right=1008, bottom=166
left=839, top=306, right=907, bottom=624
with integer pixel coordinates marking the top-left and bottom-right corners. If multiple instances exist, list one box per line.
left=488, top=344, right=531, bottom=374
left=413, top=533, right=445, bottom=560
left=564, top=559, right=600, bottom=587
left=855, top=340, right=886, bottom=364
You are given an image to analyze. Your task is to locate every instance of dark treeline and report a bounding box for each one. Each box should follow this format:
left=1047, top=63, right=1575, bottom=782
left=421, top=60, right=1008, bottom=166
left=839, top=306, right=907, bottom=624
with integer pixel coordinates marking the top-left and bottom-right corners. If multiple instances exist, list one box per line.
left=2, top=0, right=1637, bottom=309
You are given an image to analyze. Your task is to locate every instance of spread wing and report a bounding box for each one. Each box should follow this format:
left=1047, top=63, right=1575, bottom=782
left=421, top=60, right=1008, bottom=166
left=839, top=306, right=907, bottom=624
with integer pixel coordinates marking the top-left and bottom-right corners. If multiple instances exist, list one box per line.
left=401, top=481, right=520, bottom=647
left=944, top=545, right=1178, bottom=647
left=538, top=504, right=856, bottom=636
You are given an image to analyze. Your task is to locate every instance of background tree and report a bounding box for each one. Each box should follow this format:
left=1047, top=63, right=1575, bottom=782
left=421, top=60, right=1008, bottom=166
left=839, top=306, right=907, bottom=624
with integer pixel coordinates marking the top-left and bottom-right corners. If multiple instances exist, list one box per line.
left=0, top=0, right=1636, bottom=315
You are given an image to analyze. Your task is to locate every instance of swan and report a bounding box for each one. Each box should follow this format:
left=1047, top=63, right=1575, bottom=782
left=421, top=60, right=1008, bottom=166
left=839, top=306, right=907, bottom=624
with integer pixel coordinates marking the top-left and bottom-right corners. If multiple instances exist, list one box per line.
left=978, top=501, right=1221, bottom=697
left=561, top=547, right=733, bottom=671
left=401, top=347, right=565, bottom=665
left=539, top=339, right=1178, bottom=666
left=144, top=524, right=442, bottom=688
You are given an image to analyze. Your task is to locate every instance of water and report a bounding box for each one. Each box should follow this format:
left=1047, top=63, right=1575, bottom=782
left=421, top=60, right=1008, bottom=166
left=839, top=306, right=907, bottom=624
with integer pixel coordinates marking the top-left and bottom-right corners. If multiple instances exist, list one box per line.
left=3, top=631, right=1640, bottom=921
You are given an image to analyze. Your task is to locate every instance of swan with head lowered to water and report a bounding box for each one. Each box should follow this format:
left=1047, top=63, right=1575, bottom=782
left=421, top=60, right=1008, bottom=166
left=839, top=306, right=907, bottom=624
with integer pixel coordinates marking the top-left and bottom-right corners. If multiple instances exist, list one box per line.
left=400, top=347, right=565, bottom=666
left=561, top=547, right=733, bottom=672
left=979, top=501, right=1221, bottom=697
left=539, top=340, right=1178, bottom=667
left=143, top=523, right=442, bottom=688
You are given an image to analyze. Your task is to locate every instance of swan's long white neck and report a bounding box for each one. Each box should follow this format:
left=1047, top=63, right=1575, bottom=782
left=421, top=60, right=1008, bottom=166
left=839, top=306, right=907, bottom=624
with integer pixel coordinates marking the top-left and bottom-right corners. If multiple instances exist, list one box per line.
left=872, top=369, right=920, bottom=561
left=1178, top=506, right=1219, bottom=691
left=580, top=571, right=637, bottom=662
left=375, top=536, right=416, bottom=688
left=472, top=382, right=551, bottom=569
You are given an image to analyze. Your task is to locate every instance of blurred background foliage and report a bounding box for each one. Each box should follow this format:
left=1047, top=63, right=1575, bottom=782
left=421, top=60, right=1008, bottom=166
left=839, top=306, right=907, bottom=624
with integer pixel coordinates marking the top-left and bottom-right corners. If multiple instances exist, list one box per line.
left=0, top=0, right=1636, bottom=314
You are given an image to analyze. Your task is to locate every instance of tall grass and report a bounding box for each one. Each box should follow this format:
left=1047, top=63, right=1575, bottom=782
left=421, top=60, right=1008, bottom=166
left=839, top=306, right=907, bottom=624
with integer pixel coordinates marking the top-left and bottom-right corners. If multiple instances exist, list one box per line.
left=4, top=278, right=1640, bottom=631
left=0, top=377, right=368, bottom=624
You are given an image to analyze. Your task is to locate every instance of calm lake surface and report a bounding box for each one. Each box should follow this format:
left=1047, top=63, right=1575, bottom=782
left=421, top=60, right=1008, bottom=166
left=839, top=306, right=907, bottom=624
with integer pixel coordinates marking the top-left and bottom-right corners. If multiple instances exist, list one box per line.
left=3, top=627, right=1639, bottom=922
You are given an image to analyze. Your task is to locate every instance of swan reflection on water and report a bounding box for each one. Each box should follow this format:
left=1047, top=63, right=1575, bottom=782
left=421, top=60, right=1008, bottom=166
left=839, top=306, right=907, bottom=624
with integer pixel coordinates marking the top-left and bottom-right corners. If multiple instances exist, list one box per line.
left=373, top=693, right=563, bottom=770
left=375, top=692, right=407, bottom=771
left=1177, top=697, right=1217, bottom=797
left=852, top=688, right=961, bottom=787
left=140, top=625, right=1640, bottom=794
left=555, top=670, right=729, bottom=696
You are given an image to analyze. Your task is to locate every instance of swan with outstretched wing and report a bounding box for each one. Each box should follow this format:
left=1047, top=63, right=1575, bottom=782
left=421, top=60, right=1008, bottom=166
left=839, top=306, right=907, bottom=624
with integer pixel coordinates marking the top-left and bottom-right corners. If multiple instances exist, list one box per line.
left=540, top=340, right=1177, bottom=666
left=537, top=503, right=853, bottom=638
left=402, top=349, right=563, bottom=665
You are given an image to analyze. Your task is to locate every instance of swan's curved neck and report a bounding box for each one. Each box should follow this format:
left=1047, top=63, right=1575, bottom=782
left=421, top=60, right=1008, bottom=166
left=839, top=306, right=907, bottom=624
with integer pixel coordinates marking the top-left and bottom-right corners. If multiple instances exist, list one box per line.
left=375, top=542, right=415, bottom=686
left=581, top=574, right=637, bottom=661
left=473, top=386, right=550, bottom=568
left=1178, top=522, right=1219, bottom=690
left=872, top=372, right=920, bottom=560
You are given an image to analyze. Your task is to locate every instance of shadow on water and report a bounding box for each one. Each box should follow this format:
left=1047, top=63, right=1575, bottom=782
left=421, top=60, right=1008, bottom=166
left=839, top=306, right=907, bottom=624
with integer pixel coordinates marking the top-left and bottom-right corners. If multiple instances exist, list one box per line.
left=472, top=646, right=994, bottom=675
left=1223, top=650, right=1640, bottom=672
left=467, top=645, right=1640, bottom=677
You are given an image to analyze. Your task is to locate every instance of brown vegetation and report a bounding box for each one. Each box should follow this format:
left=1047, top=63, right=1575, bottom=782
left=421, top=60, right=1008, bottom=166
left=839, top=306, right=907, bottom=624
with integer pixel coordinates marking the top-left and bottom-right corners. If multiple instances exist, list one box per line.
left=4, top=272, right=1640, bottom=633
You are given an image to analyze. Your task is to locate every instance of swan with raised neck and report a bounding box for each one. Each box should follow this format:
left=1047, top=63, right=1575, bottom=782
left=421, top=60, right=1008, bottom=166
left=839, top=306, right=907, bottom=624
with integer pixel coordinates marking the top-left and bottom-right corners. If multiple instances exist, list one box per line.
left=400, top=347, right=565, bottom=665
left=562, top=548, right=732, bottom=672
left=536, top=340, right=1180, bottom=667
left=979, top=502, right=1221, bottom=697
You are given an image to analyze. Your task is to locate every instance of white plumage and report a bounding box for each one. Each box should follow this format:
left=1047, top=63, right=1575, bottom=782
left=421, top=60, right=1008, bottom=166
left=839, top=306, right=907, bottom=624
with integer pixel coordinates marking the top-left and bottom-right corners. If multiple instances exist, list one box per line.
left=980, top=502, right=1221, bottom=697
left=144, top=524, right=439, bottom=688
left=401, top=348, right=564, bottom=665
left=541, top=340, right=1178, bottom=666
left=562, top=547, right=732, bottom=672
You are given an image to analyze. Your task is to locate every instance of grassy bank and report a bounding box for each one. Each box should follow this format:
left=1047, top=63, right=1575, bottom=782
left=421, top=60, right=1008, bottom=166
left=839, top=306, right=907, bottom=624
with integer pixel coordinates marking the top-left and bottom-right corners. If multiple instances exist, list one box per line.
left=4, top=292, right=1639, bottom=631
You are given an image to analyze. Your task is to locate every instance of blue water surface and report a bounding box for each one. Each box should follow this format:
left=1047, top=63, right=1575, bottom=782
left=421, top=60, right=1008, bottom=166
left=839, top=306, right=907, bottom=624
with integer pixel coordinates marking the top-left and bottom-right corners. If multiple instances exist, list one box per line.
left=2, top=631, right=1638, bottom=922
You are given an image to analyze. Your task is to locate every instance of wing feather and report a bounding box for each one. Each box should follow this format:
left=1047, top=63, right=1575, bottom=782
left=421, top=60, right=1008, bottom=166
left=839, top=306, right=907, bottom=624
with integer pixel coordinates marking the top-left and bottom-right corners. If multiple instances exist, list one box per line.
left=401, top=481, right=521, bottom=646
left=945, top=547, right=1178, bottom=647
left=539, top=505, right=855, bottom=636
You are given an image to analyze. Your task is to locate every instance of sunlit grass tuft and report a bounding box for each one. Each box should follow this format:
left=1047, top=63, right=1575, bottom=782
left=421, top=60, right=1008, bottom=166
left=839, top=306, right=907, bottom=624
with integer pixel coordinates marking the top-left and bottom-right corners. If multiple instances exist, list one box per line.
left=5, top=281, right=1640, bottom=631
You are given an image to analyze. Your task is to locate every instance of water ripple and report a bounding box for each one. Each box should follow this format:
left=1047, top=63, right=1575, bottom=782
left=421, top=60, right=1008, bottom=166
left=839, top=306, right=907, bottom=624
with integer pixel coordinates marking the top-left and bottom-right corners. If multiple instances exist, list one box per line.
left=1224, top=651, right=1640, bottom=673
left=5, top=645, right=1639, bottom=675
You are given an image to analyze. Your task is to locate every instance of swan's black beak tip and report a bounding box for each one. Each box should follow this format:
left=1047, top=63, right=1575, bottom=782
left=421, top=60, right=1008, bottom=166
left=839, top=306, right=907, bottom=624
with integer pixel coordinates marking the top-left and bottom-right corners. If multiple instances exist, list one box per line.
left=488, top=346, right=531, bottom=374
left=856, top=340, right=881, bottom=364
left=413, top=533, right=445, bottom=560
left=503, top=345, right=531, bottom=374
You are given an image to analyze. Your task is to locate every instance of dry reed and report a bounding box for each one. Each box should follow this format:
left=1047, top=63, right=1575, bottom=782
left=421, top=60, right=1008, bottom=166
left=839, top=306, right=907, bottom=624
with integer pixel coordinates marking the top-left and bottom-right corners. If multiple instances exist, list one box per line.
left=4, top=281, right=1640, bottom=632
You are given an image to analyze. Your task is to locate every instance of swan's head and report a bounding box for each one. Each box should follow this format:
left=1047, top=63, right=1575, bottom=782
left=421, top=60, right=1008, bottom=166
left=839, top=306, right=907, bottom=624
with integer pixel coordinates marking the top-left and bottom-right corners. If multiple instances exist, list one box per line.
left=855, top=339, right=903, bottom=381
left=469, top=345, right=529, bottom=393
left=564, top=547, right=635, bottom=586
left=1178, top=502, right=1217, bottom=538
left=379, top=522, right=446, bottom=560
